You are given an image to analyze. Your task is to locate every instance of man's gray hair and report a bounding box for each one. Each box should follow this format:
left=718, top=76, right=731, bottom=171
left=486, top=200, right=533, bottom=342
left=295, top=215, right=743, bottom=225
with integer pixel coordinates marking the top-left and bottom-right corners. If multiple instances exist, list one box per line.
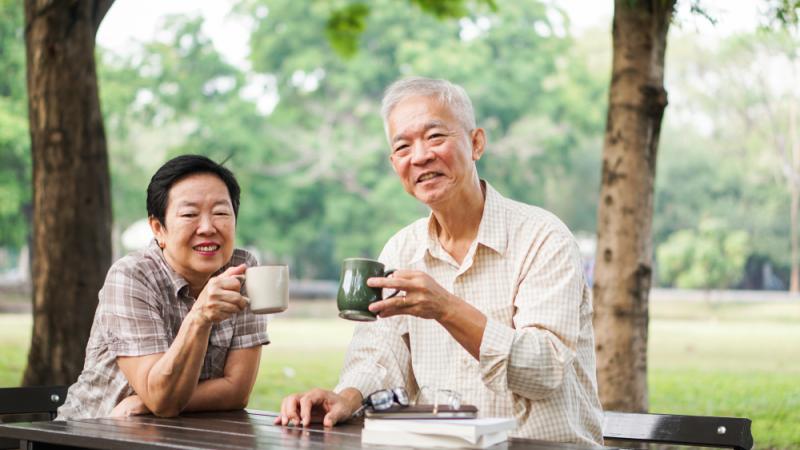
left=380, top=77, right=476, bottom=139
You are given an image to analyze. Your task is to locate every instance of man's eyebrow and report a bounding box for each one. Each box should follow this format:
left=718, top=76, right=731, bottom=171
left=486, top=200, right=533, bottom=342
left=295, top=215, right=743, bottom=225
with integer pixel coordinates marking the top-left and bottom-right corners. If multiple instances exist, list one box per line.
left=391, top=120, right=449, bottom=144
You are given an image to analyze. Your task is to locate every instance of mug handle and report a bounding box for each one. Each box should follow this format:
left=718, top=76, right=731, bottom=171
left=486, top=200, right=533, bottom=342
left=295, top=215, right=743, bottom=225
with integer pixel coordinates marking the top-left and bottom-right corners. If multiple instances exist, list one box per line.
left=382, top=268, right=400, bottom=299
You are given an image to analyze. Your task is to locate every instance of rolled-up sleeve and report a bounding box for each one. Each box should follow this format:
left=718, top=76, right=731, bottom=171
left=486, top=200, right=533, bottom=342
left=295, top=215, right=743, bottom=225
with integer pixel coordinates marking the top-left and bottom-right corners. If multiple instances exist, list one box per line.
left=479, top=230, right=583, bottom=400
left=101, top=264, right=171, bottom=357
left=334, top=316, right=411, bottom=398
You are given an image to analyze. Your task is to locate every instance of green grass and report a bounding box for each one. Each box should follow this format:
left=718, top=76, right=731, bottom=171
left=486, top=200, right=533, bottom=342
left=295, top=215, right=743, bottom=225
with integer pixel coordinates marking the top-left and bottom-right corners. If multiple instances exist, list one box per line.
left=648, top=319, right=800, bottom=449
left=1, top=300, right=799, bottom=449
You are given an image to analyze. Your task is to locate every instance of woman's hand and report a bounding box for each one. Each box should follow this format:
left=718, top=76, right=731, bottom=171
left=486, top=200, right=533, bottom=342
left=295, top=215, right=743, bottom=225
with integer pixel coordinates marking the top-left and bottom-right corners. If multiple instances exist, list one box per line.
left=191, top=264, right=249, bottom=324
left=110, top=394, right=151, bottom=417
left=366, top=270, right=456, bottom=321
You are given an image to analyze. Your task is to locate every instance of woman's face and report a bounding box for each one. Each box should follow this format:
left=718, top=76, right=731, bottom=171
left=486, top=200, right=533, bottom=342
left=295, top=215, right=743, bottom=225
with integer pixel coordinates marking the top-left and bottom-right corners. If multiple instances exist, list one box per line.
left=149, top=173, right=236, bottom=289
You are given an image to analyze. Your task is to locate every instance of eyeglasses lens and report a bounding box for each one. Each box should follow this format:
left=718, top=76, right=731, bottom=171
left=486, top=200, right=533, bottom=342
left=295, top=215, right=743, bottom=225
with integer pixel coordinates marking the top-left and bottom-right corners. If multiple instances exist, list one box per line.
left=369, top=389, right=395, bottom=410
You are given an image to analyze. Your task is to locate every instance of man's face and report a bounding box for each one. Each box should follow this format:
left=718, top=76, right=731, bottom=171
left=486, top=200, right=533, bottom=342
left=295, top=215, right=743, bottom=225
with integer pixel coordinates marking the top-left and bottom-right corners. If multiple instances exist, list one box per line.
left=150, top=173, right=236, bottom=287
left=387, top=96, right=484, bottom=208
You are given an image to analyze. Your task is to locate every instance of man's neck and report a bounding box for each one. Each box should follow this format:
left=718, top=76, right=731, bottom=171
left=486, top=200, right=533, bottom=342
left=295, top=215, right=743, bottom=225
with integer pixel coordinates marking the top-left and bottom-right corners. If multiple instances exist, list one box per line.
left=431, top=181, right=485, bottom=264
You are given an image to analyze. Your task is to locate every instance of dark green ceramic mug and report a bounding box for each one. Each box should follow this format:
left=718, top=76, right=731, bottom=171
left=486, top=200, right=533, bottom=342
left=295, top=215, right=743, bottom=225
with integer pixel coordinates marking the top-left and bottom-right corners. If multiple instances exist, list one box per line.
left=337, top=258, right=398, bottom=321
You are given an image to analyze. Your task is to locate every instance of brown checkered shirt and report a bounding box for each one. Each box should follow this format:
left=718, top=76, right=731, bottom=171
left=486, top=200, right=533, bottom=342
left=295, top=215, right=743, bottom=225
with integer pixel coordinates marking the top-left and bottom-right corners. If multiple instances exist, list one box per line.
left=57, top=241, right=269, bottom=419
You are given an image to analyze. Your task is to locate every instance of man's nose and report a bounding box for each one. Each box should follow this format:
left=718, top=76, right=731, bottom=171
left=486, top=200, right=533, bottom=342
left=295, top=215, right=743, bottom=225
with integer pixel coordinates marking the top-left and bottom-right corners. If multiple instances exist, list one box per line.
left=410, top=141, right=434, bottom=165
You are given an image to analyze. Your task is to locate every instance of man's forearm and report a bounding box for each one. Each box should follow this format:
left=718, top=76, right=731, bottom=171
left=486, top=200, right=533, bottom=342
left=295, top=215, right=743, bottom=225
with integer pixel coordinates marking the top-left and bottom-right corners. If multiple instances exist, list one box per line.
left=438, top=295, right=487, bottom=360
left=144, top=310, right=212, bottom=415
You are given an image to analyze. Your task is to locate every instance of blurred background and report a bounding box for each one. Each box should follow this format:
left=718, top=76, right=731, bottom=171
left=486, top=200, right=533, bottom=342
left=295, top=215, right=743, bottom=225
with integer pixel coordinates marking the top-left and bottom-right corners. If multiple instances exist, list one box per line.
left=1, top=0, right=797, bottom=289
left=1, top=0, right=798, bottom=448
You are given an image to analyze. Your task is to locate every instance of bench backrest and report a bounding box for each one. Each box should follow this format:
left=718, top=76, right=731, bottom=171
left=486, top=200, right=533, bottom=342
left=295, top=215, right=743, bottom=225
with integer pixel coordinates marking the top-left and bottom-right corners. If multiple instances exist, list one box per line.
left=603, top=411, right=753, bottom=450
left=0, top=386, right=67, bottom=417
left=0, top=386, right=68, bottom=450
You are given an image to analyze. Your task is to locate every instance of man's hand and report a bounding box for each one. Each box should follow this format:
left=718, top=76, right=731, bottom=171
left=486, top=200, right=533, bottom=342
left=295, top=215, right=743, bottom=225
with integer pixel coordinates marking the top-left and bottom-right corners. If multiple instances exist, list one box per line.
left=191, top=264, right=249, bottom=324
left=367, top=270, right=455, bottom=321
left=274, top=388, right=362, bottom=428
left=110, top=394, right=150, bottom=417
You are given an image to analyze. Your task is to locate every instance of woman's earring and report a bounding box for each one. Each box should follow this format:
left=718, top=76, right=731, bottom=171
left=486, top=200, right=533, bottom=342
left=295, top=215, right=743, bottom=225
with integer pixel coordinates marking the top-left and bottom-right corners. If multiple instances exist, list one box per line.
left=158, top=240, right=165, bottom=249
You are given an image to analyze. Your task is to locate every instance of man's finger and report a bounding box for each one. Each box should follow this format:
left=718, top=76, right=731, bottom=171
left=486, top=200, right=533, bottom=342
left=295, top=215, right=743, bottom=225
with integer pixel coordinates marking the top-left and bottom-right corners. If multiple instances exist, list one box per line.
left=323, top=402, right=352, bottom=428
left=369, top=296, right=407, bottom=312
left=279, top=394, right=299, bottom=426
left=367, top=276, right=411, bottom=289
left=299, top=394, right=319, bottom=427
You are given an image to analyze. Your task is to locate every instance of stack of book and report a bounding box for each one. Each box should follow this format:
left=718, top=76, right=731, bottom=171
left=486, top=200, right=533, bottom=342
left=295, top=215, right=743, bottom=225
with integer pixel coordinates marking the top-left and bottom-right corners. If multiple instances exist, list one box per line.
left=361, top=417, right=517, bottom=448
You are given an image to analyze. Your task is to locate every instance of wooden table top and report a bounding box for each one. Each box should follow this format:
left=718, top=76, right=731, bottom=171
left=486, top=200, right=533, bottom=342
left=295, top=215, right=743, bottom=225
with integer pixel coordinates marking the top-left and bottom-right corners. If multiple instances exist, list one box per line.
left=0, top=409, right=615, bottom=449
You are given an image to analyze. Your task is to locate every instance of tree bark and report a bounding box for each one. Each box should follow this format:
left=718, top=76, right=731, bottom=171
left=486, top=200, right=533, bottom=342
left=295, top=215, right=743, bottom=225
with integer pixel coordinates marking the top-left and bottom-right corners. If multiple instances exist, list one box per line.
left=592, top=0, right=674, bottom=412
left=22, top=0, right=114, bottom=386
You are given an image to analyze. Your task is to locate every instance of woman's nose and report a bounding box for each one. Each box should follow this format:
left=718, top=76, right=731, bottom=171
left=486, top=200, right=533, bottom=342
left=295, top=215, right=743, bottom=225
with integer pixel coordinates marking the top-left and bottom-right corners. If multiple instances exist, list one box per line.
left=196, top=214, right=216, bottom=234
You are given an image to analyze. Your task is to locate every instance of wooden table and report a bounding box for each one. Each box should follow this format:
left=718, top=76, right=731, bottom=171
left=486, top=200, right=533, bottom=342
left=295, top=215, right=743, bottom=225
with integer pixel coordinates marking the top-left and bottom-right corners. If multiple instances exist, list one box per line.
left=0, top=409, right=616, bottom=449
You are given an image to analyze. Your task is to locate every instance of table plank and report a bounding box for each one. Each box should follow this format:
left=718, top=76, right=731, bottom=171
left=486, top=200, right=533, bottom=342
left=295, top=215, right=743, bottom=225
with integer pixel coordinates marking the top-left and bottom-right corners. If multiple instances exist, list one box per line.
left=0, top=410, right=615, bottom=450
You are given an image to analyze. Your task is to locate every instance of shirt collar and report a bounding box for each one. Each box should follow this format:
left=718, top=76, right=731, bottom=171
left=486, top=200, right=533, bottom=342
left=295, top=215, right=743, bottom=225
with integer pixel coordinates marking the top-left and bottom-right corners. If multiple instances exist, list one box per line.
left=410, top=180, right=508, bottom=264
left=146, top=239, right=189, bottom=299
left=475, top=182, right=508, bottom=256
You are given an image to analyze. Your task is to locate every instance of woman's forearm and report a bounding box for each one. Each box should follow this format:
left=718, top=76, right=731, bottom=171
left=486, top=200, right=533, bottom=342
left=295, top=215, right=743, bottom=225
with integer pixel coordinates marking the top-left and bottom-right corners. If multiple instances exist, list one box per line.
left=144, top=310, right=212, bottom=416
left=182, top=346, right=262, bottom=413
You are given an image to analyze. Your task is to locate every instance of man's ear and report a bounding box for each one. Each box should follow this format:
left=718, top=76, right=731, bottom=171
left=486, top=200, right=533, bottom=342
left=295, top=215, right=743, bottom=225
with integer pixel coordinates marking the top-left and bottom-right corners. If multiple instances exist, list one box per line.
left=470, top=128, right=486, bottom=161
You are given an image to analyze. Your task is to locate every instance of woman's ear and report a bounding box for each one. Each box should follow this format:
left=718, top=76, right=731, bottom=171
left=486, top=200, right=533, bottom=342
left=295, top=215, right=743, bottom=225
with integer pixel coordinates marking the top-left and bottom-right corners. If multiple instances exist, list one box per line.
left=149, top=216, right=166, bottom=249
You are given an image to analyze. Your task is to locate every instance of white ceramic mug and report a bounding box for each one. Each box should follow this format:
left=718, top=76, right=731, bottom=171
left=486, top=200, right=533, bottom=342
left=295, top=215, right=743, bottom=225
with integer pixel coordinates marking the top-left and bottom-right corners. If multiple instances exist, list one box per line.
left=240, top=265, right=289, bottom=314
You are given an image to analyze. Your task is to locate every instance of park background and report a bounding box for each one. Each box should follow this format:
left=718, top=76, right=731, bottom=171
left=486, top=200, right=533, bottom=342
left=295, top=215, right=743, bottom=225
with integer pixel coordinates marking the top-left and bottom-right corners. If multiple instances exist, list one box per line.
left=0, top=0, right=798, bottom=448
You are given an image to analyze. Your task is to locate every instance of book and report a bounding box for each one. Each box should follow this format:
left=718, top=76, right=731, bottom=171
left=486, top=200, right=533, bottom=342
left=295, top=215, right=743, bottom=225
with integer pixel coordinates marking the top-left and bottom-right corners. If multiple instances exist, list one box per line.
left=362, top=417, right=517, bottom=448
left=361, top=428, right=508, bottom=449
left=365, top=404, right=478, bottom=419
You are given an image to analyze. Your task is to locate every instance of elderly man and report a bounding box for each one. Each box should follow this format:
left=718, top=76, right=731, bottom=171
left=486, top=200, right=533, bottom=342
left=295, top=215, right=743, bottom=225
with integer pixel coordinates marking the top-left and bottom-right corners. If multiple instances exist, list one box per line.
left=277, top=77, right=603, bottom=445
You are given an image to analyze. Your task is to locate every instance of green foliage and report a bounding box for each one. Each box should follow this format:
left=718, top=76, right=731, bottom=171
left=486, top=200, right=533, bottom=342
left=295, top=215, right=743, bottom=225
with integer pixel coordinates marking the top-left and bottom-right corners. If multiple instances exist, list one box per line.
left=767, top=0, right=800, bottom=26
left=89, top=0, right=604, bottom=277
left=655, top=29, right=799, bottom=283
left=0, top=0, right=30, bottom=250
left=656, top=219, right=749, bottom=289
left=325, top=3, right=370, bottom=58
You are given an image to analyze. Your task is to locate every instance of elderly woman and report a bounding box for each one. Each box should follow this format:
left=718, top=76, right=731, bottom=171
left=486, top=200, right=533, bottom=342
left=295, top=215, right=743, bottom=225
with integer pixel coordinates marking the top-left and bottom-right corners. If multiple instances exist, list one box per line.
left=57, top=155, right=268, bottom=419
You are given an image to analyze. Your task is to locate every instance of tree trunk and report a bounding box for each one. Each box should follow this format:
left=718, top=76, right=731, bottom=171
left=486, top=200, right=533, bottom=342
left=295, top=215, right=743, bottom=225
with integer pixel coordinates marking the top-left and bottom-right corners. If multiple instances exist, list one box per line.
left=22, top=0, right=114, bottom=386
left=592, top=0, right=674, bottom=412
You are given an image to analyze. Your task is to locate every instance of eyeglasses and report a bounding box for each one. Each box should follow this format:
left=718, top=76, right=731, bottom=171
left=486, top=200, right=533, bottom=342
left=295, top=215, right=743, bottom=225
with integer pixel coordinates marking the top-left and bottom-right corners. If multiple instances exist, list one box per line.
left=353, top=386, right=410, bottom=417
left=354, top=386, right=463, bottom=417
left=415, top=386, right=462, bottom=414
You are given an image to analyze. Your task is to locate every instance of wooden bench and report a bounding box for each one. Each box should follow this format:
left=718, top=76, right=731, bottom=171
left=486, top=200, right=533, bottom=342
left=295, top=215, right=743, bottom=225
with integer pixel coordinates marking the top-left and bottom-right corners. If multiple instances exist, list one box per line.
left=603, top=411, right=753, bottom=450
left=0, top=386, right=67, bottom=450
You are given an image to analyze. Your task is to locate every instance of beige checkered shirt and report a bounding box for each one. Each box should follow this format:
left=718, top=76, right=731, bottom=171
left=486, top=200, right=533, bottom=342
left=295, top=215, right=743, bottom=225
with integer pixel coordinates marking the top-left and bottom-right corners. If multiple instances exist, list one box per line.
left=57, top=241, right=269, bottom=419
left=335, top=182, right=603, bottom=445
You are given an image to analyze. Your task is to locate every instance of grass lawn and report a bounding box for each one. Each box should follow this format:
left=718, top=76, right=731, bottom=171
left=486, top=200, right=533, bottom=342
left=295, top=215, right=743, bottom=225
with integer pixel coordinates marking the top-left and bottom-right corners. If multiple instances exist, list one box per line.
left=1, top=300, right=798, bottom=449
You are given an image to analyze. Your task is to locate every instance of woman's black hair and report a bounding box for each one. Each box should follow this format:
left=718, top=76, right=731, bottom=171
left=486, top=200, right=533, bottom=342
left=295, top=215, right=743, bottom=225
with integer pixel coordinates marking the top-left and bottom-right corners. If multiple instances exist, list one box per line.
left=146, top=154, right=240, bottom=226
